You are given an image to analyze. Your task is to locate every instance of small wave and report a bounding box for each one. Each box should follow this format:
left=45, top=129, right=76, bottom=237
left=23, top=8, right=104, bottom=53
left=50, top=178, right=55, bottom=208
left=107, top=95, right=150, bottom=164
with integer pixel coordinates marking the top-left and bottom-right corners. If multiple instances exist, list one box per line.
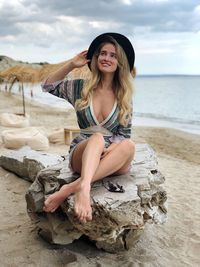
left=134, top=112, right=200, bottom=126
left=133, top=115, right=200, bottom=135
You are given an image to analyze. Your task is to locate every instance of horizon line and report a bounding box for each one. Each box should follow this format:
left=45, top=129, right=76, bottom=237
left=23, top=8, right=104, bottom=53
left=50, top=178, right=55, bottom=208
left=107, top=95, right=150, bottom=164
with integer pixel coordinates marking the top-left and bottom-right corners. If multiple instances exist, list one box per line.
left=136, top=74, right=200, bottom=77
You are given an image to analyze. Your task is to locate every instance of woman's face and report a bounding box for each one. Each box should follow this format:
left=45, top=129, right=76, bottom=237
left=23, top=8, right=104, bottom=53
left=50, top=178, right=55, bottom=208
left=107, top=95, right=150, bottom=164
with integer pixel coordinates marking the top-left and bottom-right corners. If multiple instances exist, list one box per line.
left=97, top=43, right=118, bottom=74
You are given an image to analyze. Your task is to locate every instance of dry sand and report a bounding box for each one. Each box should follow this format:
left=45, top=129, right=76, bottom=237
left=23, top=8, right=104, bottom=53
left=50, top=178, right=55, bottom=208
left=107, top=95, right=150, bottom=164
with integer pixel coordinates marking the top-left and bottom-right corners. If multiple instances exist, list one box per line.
left=0, top=91, right=200, bottom=267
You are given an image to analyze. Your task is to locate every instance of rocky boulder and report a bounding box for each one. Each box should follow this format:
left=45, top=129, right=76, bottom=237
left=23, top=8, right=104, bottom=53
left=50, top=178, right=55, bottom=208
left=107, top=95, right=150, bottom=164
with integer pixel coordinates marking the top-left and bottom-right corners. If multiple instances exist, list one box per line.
left=0, top=144, right=167, bottom=252
left=0, top=146, right=64, bottom=182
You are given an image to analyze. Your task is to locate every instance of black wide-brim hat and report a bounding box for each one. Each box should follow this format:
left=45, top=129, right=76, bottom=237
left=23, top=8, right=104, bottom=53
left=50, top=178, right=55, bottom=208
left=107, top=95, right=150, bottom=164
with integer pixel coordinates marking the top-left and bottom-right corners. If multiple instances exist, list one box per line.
left=87, top=32, right=135, bottom=71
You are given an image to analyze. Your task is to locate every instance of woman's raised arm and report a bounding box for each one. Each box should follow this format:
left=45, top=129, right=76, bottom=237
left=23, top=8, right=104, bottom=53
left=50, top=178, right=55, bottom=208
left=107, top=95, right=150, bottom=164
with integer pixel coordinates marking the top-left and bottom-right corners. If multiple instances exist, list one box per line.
left=46, top=50, right=89, bottom=83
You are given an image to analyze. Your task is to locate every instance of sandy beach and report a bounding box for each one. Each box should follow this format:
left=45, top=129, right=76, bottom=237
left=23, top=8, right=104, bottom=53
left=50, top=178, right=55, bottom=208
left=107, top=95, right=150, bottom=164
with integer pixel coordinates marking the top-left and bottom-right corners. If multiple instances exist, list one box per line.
left=0, top=91, right=200, bottom=267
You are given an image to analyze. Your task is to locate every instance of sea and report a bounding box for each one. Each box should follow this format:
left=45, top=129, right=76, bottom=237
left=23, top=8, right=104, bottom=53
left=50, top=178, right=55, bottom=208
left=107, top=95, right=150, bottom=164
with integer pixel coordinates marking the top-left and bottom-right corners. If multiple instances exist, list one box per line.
left=1, top=75, right=200, bottom=135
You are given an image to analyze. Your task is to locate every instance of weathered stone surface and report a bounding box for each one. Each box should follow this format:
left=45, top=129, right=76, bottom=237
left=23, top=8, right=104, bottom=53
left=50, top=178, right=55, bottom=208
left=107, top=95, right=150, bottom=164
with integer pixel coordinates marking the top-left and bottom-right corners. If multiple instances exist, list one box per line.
left=0, top=144, right=167, bottom=252
left=0, top=146, right=64, bottom=182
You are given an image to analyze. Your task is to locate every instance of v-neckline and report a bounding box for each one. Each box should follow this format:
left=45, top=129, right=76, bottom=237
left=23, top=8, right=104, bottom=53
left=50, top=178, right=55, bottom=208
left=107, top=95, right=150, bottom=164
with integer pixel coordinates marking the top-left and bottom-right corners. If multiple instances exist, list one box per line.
left=90, top=97, right=117, bottom=126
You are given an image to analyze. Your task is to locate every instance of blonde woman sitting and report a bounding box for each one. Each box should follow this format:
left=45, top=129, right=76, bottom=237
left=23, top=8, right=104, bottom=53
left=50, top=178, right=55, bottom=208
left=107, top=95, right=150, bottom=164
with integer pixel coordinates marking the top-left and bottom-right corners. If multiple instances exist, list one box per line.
left=42, top=32, right=135, bottom=223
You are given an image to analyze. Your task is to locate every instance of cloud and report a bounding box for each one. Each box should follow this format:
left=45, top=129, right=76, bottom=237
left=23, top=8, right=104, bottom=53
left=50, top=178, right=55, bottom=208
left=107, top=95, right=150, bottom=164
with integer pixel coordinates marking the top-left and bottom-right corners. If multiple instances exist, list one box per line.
left=20, top=0, right=200, bottom=32
left=0, top=0, right=200, bottom=73
left=1, top=0, right=199, bottom=38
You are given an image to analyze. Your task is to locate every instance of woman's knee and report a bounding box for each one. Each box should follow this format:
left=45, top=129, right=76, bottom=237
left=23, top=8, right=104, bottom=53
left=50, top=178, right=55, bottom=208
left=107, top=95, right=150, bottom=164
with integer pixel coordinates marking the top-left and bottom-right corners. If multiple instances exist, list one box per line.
left=119, top=139, right=135, bottom=157
left=90, top=132, right=105, bottom=147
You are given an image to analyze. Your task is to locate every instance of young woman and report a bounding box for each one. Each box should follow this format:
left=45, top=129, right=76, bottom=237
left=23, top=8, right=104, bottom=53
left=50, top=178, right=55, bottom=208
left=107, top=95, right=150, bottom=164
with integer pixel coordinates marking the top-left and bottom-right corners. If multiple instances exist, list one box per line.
left=42, top=32, right=135, bottom=223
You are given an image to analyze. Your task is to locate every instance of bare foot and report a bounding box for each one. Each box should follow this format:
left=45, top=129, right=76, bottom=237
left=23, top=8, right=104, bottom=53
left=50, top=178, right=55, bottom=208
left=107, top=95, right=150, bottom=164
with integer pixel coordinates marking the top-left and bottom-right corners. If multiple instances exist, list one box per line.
left=43, top=181, right=77, bottom=213
left=74, top=183, right=92, bottom=223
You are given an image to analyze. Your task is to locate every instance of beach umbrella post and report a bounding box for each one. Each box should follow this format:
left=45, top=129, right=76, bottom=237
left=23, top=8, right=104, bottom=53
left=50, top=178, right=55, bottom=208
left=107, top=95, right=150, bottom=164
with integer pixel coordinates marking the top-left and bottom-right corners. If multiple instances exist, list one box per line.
left=21, top=81, right=26, bottom=116
left=6, top=74, right=26, bottom=116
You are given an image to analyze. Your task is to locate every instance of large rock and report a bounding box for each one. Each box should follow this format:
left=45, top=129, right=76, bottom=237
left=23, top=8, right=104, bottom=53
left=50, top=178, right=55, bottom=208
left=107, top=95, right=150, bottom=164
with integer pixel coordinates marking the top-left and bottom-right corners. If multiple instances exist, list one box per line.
left=0, top=146, right=64, bottom=182
left=0, top=144, right=167, bottom=252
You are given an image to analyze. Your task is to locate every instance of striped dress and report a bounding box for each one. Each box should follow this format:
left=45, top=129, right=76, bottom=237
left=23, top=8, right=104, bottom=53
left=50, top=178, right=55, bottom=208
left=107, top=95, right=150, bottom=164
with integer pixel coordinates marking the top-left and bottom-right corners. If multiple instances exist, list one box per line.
left=42, top=76, right=133, bottom=166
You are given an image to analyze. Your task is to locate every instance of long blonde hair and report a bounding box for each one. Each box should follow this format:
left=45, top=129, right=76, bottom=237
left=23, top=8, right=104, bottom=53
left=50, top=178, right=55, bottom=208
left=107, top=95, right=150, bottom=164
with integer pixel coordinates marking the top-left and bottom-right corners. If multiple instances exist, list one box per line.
left=75, top=36, right=134, bottom=126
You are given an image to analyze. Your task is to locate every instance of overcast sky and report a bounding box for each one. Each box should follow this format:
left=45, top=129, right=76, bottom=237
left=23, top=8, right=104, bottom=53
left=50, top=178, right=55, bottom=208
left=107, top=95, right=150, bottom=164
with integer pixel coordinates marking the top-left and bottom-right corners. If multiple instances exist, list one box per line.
left=0, top=0, right=200, bottom=74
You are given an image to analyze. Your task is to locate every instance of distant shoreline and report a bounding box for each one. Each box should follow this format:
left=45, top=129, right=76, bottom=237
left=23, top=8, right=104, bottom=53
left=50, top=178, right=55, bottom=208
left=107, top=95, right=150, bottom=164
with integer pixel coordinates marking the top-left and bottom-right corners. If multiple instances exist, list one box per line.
left=136, top=74, right=200, bottom=77
left=1, top=55, right=199, bottom=78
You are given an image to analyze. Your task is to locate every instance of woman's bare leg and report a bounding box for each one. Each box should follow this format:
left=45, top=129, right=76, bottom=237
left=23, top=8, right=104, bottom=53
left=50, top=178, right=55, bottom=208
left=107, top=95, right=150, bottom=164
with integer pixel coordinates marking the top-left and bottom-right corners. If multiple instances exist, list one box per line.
left=73, top=138, right=135, bottom=222
left=71, top=133, right=105, bottom=222
left=43, top=133, right=105, bottom=213
left=44, top=134, right=135, bottom=222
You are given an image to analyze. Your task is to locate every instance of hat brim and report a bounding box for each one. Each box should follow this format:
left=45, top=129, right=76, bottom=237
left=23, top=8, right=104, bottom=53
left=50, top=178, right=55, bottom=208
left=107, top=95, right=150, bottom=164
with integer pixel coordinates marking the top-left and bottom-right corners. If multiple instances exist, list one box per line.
left=87, top=32, right=135, bottom=71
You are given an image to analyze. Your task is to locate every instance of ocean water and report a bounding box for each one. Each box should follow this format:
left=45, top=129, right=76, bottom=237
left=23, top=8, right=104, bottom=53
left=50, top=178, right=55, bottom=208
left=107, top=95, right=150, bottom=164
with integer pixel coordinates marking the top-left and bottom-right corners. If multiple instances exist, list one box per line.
left=1, top=75, right=200, bottom=135
left=133, top=75, right=200, bottom=134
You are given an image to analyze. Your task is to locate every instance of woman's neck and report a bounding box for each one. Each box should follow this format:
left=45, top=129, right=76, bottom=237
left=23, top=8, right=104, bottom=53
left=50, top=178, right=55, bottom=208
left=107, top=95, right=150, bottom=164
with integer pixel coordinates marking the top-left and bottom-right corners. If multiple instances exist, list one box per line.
left=99, top=74, right=114, bottom=91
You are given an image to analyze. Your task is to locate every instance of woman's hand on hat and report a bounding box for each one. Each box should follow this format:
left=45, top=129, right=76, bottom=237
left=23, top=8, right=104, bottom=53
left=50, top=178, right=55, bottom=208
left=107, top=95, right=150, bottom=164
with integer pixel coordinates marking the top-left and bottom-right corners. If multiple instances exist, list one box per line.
left=71, top=50, right=90, bottom=68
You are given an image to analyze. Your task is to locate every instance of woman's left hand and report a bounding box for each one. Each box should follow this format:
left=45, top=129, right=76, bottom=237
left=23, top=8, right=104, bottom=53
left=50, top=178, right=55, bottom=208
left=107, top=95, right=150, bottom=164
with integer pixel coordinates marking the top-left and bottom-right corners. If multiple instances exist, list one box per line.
left=71, top=50, right=90, bottom=68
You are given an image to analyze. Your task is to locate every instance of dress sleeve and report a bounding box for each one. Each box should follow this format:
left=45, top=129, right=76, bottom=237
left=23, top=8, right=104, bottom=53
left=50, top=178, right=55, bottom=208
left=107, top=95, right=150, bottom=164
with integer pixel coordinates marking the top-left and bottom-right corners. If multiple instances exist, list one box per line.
left=41, top=76, right=84, bottom=107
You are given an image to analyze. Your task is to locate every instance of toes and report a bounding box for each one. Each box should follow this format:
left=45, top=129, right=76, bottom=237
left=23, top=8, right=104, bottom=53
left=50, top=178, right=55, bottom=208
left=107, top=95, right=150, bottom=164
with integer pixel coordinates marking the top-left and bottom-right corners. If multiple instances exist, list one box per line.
left=43, top=206, right=47, bottom=212
left=77, top=209, right=92, bottom=223
left=43, top=202, right=50, bottom=212
left=74, top=207, right=83, bottom=222
left=43, top=197, right=52, bottom=212
left=86, top=211, right=92, bottom=221
left=80, top=213, right=87, bottom=223
left=80, top=216, right=87, bottom=224
left=43, top=205, right=50, bottom=212
left=43, top=205, right=57, bottom=213
left=44, top=196, right=52, bottom=206
left=74, top=207, right=86, bottom=223
left=50, top=208, right=56, bottom=213
left=74, top=206, right=79, bottom=217
left=77, top=211, right=82, bottom=220
left=79, top=211, right=86, bottom=222
left=43, top=200, right=56, bottom=213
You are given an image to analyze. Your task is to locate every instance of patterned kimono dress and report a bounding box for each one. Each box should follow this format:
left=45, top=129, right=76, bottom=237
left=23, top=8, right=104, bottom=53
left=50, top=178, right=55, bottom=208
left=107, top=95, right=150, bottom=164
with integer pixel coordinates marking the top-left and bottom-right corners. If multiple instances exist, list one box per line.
left=42, top=77, right=133, bottom=169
